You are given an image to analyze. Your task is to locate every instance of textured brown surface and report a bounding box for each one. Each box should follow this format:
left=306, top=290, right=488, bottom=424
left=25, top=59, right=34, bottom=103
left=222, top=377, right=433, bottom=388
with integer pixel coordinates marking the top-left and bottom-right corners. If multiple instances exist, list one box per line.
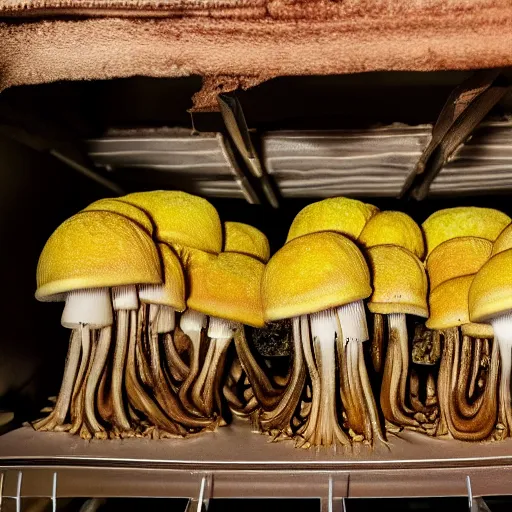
left=1, top=1, right=512, bottom=109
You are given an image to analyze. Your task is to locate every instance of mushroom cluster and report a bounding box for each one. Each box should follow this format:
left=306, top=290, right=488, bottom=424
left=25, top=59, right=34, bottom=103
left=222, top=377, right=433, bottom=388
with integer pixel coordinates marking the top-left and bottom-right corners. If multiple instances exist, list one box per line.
left=34, top=193, right=512, bottom=448
left=424, top=207, right=511, bottom=441
left=34, top=191, right=269, bottom=439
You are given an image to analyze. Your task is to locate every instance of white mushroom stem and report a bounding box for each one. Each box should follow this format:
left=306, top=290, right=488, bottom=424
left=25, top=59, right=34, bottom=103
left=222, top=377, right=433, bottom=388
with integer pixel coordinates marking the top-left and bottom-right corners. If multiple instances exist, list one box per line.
left=33, top=329, right=81, bottom=431
left=61, top=288, right=113, bottom=439
left=179, top=309, right=207, bottom=414
left=296, top=309, right=349, bottom=448
left=337, top=300, right=386, bottom=445
left=192, top=317, right=236, bottom=416
left=491, top=314, right=512, bottom=434
left=110, top=285, right=139, bottom=431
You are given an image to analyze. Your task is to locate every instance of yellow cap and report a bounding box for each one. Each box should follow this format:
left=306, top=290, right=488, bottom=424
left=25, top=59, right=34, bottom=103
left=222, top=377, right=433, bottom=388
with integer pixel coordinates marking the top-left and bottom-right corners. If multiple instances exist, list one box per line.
left=263, top=232, right=371, bottom=322
left=426, top=275, right=473, bottom=330
left=286, top=197, right=378, bottom=243
left=492, top=223, right=512, bottom=256
left=139, top=243, right=186, bottom=311
left=422, top=207, right=510, bottom=256
left=359, top=211, right=425, bottom=259
left=426, top=236, right=492, bottom=291
left=185, top=251, right=265, bottom=327
left=461, top=322, right=493, bottom=339
left=224, top=222, right=270, bottom=263
left=83, top=198, right=153, bottom=234
left=36, top=211, right=161, bottom=301
left=122, top=190, right=222, bottom=253
left=367, top=245, right=428, bottom=317
left=469, top=248, right=512, bottom=323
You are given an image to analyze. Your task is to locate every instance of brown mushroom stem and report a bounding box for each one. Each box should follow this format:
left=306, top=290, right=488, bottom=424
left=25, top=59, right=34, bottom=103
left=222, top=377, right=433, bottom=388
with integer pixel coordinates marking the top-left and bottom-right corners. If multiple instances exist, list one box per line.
left=163, top=332, right=189, bottom=382
left=380, top=314, right=419, bottom=428
left=468, top=338, right=483, bottom=400
left=454, top=336, right=484, bottom=419
left=178, top=310, right=207, bottom=416
left=357, top=340, right=388, bottom=444
left=125, top=310, right=183, bottom=436
left=192, top=337, right=232, bottom=416
left=296, top=311, right=350, bottom=448
left=258, top=317, right=306, bottom=435
left=97, top=355, right=113, bottom=424
left=438, top=328, right=498, bottom=441
left=69, top=326, right=93, bottom=436
left=337, top=302, right=386, bottom=445
left=223, top=355, right=259, bottom=417
left=371, top=313, right=385, bottom=373
left=110, top=310, right=131, bottom=431
left=146, top=313, right=211, bottom=430
left=33, top=329, right=81, bottom=431
left=84, top=326, right=112, bottom=439
left=233, top=329, right=283, bottom=409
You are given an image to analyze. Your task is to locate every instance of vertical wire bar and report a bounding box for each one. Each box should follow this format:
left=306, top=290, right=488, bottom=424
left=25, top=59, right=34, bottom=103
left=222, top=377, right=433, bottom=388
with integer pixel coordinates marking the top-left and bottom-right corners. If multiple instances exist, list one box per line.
left=466, top=475, right=473, bottom=511
left=328, top=475, right=333, bottom=512
left=0, top=472, right=4, bottom=512
left=15, top=472, right=22, bottom=512
left=52, top=472, right=57, bottom=512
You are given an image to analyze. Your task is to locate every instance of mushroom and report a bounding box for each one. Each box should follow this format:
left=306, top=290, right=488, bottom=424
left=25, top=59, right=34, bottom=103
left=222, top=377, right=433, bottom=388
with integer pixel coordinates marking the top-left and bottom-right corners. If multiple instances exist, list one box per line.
left=223, top=222, right=270, bottom=263
left=286, top=197, right=378, bottom=243
left=365, top=245, right=429, bottom=432
left=262, top=231, right=385, bottom=447
left=33, top=210, right=162, bottom=439
left=428, top=275, right=498, bottom=441
left=182, top=251, right=265, bottom=421
left=469, top=248, right=512, bottom=437
left=358, top=210, right=425, bottom=376
left=422, top=207, right=510, bottom=257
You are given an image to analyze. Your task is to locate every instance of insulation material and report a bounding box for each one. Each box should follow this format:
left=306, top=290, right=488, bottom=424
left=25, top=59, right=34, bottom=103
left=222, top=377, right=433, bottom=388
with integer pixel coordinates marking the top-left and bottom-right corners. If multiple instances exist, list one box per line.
left=1, top=1, right=512, bottom=109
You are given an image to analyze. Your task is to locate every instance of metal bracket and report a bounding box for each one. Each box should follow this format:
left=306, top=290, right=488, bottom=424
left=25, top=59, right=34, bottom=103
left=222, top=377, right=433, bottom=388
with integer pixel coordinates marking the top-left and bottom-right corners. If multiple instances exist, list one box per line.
left=218, top=93, right=279, bottom=208
left=185, top=473, right=213, bottom=512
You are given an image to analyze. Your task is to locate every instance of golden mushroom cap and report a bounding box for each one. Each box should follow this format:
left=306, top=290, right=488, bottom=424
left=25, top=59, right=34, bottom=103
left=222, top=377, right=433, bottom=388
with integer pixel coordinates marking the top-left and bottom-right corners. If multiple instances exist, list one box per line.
left=426, top=236, right=492, bottom=291
left=83, top=198, right=153, bottom=234
left=461, top=322, right=493, bottom=339
left=426, top=275, right=474, bottom=330
left=286, top=197, right=378, bottom=243
left=151, top=243, right=186, bottom=311
left=224, top=222, right=270, bottom=263
left=185, top=251, right=265, bottom=328
left=263, top=232, right=371, bottom=322
left=367, top=245, right=428, bottom=317
left=492, top=223, right=512, bottom=256
left=36, top=211, right=162, bottom=301
left=422, top=207, right=510, bottom=256
left=359, top=211, right=425, bottom=259
left=469, top=248, right=512, bottom=323
left=122, top=190, right=222, bottom=253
